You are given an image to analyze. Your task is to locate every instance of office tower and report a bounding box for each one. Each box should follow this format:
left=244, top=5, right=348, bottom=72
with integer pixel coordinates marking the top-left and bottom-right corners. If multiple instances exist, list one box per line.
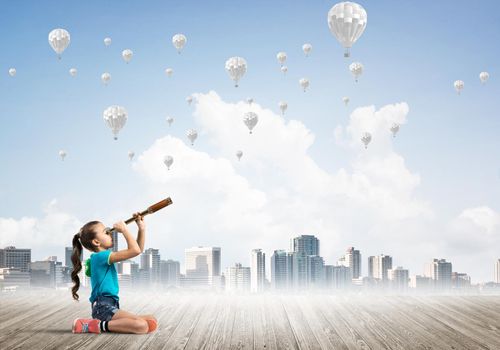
left=0, top=268, right=31, bottom=290
left=495, top=259, right=500, bottom=283
left=121, top=260, right=140, bottom=286
left=226, top=263, right=251, bottom=292
left=368, top=256, right=375, bottom=278
left=271, top=250, right=293, bottom=290
left=29, top=260, right=57, bottom=288
left=426, top=258, right=452, bottom=290
left=0, top=246, right=31, bottom=273
left=388, top=266, right=409, bottom=291
left=292, top=252, right=309, bottom=289
left=451, top=272, right=471, bottom=289
left=340, top=247, right=361, bottom=279
left=184, top=246, right=221, bottom=287
left=410, top=275, right=433, bottom=290
left=371, top=254, right=393, bottom=282
left=160, top=259, right=181, bottom=287
left=307, top=255, right=325, bottom=287
left=251, top=249, right=266, bottom=293
left=111, top=231, right=119, bottom=252
left=141, top=248, right=161, bottom=284
left=325, top=265, right=352, bottom=289
left=291, top=235, right=320, bottom=256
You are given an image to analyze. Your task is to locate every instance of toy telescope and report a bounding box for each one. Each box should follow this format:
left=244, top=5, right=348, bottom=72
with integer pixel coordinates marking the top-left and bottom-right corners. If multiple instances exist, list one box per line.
left=106, top=197, right=173, bottom=233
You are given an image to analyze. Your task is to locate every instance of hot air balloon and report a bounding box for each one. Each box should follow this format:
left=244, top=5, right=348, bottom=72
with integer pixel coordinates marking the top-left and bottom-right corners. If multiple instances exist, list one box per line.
left=166, top=116, right=174, bottom=127
left=101, top=72, right=111, bottom=85
left=299, top=78, right=310, bottom=92
left=186, top=95, right=193, bottom=106
left=279, top=101, right=288, bottom=115
left=390, top=123, right=400, bottom=138
left=342, top=96, right=350, bottom=106
left=8, top=68, right=16, bottom=77
left=128, top=151, right=135, bottom=161
left=246, top=98, right=254, bottom=106
left=349, top=62, right=363, bottom=82
left=302, top=43, right=312, bottom=56
left=327, top=2, right=367, bottom=57
left=69, top=68, right=77, bottom=77
left=281, top=66, right=288, bottom=75
left=454, top=80, right=464, bottom=95
left=165, top=68, right=173, bottom=77
left=277, top=52, right=287, bottom=66
left=48, top=28, right=70, bottom=59
left=103, top=105, right=128, bottom=140
left=479, top=72, right=489, bottom=84
left=172, top=34, right=187, bottom=54
left=243, top=112, right=258, bottom=134
left=225, top=56, right=247, bottom=87
left=104, top=37, right=112, bottom=47
left=186, top=129, right=198, bottom=145
left=236, top=150, right=243, bottom=161
left=361, top=132, right=372, bottom=149
left=59, top=150, right=67, bottom=161
left=164, top=155, right=174, bottom=170
left=122, top=49, right=133, bottom=63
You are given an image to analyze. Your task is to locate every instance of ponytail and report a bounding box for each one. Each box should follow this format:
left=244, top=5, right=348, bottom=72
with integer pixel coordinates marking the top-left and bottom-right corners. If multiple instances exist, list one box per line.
left=71, top=232, right=83, bottom=301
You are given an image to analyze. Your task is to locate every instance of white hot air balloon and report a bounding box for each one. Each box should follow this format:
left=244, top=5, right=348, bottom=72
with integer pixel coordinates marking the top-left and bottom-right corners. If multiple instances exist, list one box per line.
left=454, top=80, right=464, bottom=95
left=69, top=68, right=77, bottom=77
left=122, top=49, right=133, bottom=63
left=281, top=66, right=288, bottom=75
left=166, top=116, right=174, bottom=127
left=342, top=96, right=350, bottom=106
left=349, top=62, right=363, bottom=82
left=243, top=111, right=258, bottom=134
left=302, top=43, right=312, bottom=56
left=361, top=132, right=372, bottom=149
left=8, top=68, right=16, bottom=77
left=327, top=2, right=367, bottom=58
left=277, top=52, right=287, bottom=66
left=128, top=151, right=135, bottom=161
left=186, top=129, right=198, bottom=145
left=59, top=150, right=67, bottom=161
left=225, top=56, right=247, bottom=87
left=172, top=34, right=187, bottom=54
left=164, top=155, right=174, bottom=170
left=479, top=72, right=489, bottom=84
left=101, top=72, right=111, bottom=85
left=390, top=123, right=400, bottom=138
left=104, top=37, right=112, bottom=47
left=299, top=78, right=310, bottom=92
left=48, top=28, right=70, bottom=59
left=236, top=150, right=243, bottom=161
left=246, top=97, right=254, bottom=106
left=165, top=68, right=173, bottom=77
left=186, top=95, right=193, bottom=106
left=279, top=101, right=288, bottom=115
left=103, top=105, right=128, bottom=140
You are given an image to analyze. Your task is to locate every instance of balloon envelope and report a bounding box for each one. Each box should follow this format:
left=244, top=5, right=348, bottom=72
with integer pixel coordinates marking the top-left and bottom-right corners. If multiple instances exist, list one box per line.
left=327, top=2, right=367, bottom=57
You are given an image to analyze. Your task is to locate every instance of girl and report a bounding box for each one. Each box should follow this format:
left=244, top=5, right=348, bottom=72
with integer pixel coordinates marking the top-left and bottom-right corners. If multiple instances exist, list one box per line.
left=70, top=212, right=158, bottom=334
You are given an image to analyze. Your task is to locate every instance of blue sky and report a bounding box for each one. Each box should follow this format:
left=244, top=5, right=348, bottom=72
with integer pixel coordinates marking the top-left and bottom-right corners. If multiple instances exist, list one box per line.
left=1, top=1, right=499, bottom=282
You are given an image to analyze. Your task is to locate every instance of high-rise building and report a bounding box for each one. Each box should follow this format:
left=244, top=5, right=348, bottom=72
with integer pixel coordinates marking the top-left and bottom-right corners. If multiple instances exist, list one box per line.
left=291, top=235, right=320, bottom=256
left=495, top=259, right=500, bottom=283
left=251, top=249, right=266, bottom=293
left=368, top=256, right=375, bottom=278
left=339, top=247, right=361, bottom=279
left=410, top=275, right=433, bottom=290
left=184, top=246, right=221, bottom=287
left=0, top=246, right=31, bottom=273
left=141, top=248, right=161, bottom=284
left=371, top=254, right=393, bottom=282
left=226, top=263, right=251, bottom=292
left=121, top=260, right=140, bottom=287
left=388, top=266, right=409, bottom=291
left=0, top=268, right=31, bottom=290
left=451, top=272, right=471, bottom=289
left=426, top=258, right=452, bottom=290
left=160, top=259, right=180, bottom=287
left=270, top=250, right=293, bottom=290
left=111, top=231, right=119, bottom=252
left=292, top=252, right=308, bottom=289
left=307, top=255, right=325, bottom=288
left=325, top=265, right=352, bottom=289
left=30, top=260, right=56, bottom=288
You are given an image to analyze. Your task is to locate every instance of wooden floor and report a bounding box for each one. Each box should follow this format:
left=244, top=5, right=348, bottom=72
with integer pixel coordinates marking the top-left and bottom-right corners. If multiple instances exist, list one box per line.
left=1, top=289, right=499, bottom=350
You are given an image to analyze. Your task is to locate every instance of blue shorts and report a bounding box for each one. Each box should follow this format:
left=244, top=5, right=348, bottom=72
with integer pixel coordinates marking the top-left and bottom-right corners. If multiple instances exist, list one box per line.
left=91, top=295, right=120, bottom=322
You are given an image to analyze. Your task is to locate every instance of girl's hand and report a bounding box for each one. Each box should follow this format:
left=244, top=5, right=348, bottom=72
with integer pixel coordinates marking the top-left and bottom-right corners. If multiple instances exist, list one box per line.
left=113, top=221, right=128, bottom=233
left=133, top=212, right=146, bottom=230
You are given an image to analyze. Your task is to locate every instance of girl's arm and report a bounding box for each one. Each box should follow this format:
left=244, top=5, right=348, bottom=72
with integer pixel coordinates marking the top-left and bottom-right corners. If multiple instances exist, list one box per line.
left=134, top=212, right=146, bottom=252
left=109, top=221, right=141, bottom=264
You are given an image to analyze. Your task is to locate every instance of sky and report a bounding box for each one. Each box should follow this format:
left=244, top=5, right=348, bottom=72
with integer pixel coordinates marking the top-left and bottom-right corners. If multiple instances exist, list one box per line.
left=0, top=0, right=499, bottom=283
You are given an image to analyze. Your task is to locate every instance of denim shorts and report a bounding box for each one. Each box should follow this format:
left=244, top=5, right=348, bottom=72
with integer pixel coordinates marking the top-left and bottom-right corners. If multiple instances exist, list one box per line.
left=91, top=295, right=120, bottom=322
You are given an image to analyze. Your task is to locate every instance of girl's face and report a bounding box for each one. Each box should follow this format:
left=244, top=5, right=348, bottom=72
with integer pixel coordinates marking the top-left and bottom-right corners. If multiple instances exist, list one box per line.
left=92, top=222, right=114, bottom=250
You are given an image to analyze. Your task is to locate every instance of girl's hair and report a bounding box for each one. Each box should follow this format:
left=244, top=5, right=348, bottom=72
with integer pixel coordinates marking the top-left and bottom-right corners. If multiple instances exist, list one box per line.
left=71, top=221, right=100, bottom=301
